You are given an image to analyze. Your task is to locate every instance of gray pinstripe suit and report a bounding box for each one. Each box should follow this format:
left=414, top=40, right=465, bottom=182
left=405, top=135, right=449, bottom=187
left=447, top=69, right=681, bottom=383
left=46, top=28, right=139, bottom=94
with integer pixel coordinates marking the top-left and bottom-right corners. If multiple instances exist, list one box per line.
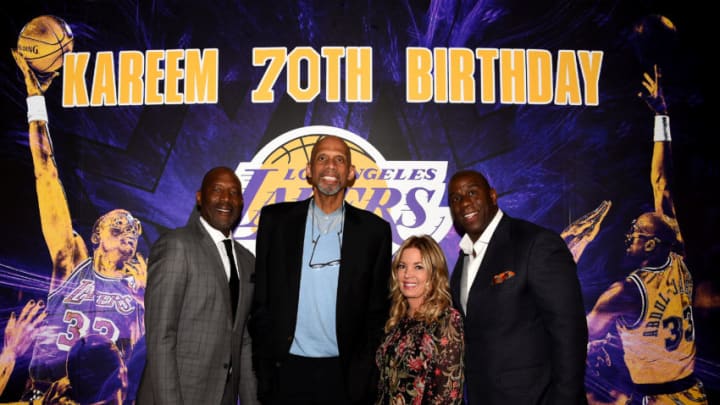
left=137, top=216, right=258, bottom=405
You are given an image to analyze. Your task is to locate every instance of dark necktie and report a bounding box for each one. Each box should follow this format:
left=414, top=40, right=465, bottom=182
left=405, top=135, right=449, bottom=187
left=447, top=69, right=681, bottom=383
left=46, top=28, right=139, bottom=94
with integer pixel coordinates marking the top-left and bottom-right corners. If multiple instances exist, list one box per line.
left=222, top=239, right=239, bottom=321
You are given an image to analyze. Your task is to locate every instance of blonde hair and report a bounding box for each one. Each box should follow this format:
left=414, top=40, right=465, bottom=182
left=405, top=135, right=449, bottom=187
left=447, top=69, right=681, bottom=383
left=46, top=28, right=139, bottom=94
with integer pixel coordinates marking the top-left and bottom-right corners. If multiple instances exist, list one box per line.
left=384, top=235, right=453, bottom=332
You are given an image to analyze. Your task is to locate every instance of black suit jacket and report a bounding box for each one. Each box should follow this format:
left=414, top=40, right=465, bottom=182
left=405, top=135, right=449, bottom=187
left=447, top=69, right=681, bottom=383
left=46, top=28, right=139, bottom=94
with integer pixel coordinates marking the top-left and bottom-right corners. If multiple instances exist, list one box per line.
left=450, top=214, right=588, bottom=405
left=250, top=198, right=392, bottom=404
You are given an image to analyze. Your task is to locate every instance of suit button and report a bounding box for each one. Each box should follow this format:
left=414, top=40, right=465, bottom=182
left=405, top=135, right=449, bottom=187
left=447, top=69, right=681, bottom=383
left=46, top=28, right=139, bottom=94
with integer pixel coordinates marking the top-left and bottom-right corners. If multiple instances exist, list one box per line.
left=274, top=362, right=281, bottom=368
left=286, top=336, right=292, bottom=342
left=223, top=363, right=230, bottom=369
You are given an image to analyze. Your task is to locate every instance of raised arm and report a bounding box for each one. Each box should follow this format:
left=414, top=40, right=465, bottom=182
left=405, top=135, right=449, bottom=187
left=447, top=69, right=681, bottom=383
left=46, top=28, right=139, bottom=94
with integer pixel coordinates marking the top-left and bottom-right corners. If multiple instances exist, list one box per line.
left=641, top=64, right=683, bottom=249
left=12, top=50, right=87, bottom=293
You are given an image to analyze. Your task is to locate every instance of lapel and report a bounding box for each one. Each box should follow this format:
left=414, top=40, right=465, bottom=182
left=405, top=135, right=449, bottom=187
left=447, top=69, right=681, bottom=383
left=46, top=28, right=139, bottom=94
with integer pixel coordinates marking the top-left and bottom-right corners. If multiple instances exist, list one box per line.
left=232, top=239, right=253, bottom=329
left=450, top=252, right=464, bottom=313
left=336, top=202, right=359, bottom=303
left=466, top=215, right=514, bottom=305
left=191, top=218, right=234, bottom=321
left=287, top=199, right=312, bottom=293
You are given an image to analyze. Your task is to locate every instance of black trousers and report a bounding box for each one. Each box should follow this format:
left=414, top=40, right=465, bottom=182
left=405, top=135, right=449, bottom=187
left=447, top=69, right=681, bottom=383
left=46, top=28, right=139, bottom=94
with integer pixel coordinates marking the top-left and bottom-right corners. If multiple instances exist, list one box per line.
left=267, top=354, right=349, bottom=405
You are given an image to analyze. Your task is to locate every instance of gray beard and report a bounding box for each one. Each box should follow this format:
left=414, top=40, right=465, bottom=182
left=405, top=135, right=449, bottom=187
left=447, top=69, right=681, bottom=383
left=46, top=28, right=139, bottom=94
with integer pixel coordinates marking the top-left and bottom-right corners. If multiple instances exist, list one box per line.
left=316, top=183, right=342, bottom=196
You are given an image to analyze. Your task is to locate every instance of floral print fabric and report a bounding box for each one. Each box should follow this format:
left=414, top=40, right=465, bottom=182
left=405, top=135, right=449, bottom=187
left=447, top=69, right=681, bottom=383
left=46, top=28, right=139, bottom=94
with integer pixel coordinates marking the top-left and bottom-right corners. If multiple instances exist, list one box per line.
left=375, top=307, right=464, bottom=405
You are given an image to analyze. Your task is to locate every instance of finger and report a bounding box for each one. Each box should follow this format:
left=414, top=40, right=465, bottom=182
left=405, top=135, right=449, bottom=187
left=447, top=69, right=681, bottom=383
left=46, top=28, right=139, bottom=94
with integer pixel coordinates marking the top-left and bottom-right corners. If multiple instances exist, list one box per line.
left=7, top=311, right=17, bottom=329
left=17, top=302, right=44, bottom=328
left=125, top=264, right=141, bottom=276
left=28, top=302, right=47, bottom=324
left=11, top=49, right=33, bottom=76
left=11, top=49, right=22, bottom=64
left=21, top=299, right=42, bottom=319
left=640, top=82, right=656, bottom=97
left=136, top=252, right=148, bottom=268
left=28, top=300, right=45, bottom=321
left=18, top=300, right=35, bottom=317
left=11, top=49, right=28, bottom=68
left=30, top=311, right=47, bottom=328
left=12, top=52, right=43, bottom=94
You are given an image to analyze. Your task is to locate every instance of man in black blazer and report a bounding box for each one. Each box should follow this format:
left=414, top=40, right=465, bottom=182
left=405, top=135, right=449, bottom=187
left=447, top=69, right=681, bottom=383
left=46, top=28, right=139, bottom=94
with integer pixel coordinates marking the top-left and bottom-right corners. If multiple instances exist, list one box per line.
left=447, top=170, right=588, bottom=405
left=250, top=135, right=392, bottom=404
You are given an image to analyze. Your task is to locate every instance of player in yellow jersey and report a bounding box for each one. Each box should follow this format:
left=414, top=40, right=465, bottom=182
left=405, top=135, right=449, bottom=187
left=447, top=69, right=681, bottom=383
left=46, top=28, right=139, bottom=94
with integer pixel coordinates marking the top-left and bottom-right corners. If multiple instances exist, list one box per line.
left=585, top=66, right=707, bottom=405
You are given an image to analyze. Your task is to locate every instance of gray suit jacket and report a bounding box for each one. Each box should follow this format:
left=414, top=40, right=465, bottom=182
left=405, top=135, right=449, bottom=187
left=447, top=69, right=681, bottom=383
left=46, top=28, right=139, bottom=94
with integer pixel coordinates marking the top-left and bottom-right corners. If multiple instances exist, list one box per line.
left=137, top=217, right=258, bottom=405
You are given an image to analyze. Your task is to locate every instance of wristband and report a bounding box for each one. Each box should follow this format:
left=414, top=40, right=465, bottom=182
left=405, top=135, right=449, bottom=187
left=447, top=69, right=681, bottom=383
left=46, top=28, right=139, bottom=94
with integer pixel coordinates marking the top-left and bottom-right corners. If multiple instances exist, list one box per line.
left=653, top=115, right=671, bottom=142
left=26, top=95, right=48, bottom=123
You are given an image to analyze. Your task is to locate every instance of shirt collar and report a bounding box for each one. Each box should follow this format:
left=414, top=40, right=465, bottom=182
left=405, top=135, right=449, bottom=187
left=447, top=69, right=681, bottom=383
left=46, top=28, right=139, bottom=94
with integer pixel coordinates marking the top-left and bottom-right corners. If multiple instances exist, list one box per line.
left=198, top=215, right=230, bottom=245
left=459, top=209, right=503, bottom=255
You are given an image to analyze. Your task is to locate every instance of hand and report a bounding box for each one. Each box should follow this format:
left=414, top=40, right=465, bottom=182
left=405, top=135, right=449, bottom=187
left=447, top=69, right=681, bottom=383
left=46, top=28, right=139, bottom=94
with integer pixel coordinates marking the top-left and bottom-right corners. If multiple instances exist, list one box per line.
left=11, top=49, right=58, bottom=96
left=587, top=339, right=612, bottom=376
left=4, top=299, right=47, bottom=357
left=123, top=252, right=147, bottom=293
left=42, top=376, right=77, bottom=405
left=586, top=334, right=621, bottom=377
left=638, top=64, right=668, bottom=115
left=561, top=200, right=612, bottom=262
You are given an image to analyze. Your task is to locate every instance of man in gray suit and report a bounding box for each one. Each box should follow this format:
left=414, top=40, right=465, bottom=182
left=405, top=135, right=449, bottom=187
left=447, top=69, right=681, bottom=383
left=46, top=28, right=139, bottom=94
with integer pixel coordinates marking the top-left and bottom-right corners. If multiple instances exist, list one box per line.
left=138, top=166, right=258, bottom=405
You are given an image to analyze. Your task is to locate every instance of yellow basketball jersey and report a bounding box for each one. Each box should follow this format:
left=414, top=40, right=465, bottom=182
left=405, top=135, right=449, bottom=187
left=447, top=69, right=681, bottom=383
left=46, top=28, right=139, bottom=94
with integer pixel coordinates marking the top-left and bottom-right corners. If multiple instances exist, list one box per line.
left=617, top=252, right=696, bottom=384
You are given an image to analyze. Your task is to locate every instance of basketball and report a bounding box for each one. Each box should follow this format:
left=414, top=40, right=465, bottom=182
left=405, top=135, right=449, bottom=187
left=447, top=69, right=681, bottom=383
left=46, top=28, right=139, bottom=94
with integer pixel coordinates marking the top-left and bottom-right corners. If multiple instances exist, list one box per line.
left=630, top=14, right=678, bottom=69
left=17, top=15, right=74, bottom=74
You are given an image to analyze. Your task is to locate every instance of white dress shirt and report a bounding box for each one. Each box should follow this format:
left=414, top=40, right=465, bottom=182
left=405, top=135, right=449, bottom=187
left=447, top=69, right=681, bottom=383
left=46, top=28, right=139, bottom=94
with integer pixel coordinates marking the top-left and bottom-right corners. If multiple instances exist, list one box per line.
left=199, top=216, right=234, bottom=281
left=459, top=209, right=503, bottom=313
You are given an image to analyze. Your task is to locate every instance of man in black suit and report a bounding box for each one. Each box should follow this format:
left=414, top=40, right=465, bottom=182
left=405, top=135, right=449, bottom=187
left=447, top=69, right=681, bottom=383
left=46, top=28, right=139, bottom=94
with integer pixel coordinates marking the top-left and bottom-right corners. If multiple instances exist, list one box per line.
left=447, top=170, right=588, bottom=405
left=250, top=135, right=392, bottom=404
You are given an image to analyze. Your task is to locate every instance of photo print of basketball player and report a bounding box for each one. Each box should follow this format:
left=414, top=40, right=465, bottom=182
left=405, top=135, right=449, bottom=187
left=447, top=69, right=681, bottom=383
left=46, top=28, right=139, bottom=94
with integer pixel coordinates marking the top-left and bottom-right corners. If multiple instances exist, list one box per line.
left=40, top=334, right=129, bottom=405
left=0, top=1, right=716, bottom=403
left=0, top=300, right=46, bottom=397
left=10, top=44, right=146, bottom=402
left=584, top=65, right=708, bottom=405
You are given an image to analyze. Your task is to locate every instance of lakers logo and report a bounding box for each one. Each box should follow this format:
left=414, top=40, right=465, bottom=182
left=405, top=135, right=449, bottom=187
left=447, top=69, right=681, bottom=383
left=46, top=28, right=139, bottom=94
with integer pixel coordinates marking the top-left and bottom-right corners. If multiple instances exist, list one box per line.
left=233, top=125, right=452, bottom=253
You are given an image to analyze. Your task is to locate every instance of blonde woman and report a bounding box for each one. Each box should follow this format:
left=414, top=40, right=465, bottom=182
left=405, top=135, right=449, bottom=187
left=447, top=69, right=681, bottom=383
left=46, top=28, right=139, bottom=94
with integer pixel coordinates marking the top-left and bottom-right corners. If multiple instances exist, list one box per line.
left=375, top=235, right=464, bottom=404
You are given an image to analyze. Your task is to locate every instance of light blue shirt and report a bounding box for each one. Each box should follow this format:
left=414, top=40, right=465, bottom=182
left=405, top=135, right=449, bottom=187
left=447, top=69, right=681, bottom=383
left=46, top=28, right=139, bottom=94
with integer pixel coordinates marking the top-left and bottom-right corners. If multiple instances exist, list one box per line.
left=289, top=202, right=343, bottom=357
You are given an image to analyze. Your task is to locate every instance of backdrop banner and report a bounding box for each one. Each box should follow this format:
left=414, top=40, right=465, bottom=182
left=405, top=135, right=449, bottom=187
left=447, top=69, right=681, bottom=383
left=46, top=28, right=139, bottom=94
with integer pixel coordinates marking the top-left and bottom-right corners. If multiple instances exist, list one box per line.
left=0, top=1, right=716, bottom=404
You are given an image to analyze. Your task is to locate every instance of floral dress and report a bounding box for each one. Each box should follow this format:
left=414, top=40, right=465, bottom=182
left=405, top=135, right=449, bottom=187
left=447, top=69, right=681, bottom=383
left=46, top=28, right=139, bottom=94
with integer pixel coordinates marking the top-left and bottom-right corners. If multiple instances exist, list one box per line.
left=375, top=307, right=464, bottom=405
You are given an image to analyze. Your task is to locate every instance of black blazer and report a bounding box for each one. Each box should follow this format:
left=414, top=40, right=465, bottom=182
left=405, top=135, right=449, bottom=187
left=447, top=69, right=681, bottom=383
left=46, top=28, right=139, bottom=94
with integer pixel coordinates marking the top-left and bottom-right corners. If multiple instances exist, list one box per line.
left=449, top=214, right=588, bottom=405
left=250, top=198, right=392, bottom=404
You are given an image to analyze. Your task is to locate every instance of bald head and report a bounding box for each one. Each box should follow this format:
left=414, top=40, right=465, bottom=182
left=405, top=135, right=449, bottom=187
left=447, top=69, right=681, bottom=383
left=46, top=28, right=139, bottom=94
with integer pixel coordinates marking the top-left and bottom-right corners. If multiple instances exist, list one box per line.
left=196, top=166, right=244, bottom=236
left=310, top=136, right=353, bottom=167
left=306, top=135, right=355, bottom=197
left=634, top=212, right=677, bottom=247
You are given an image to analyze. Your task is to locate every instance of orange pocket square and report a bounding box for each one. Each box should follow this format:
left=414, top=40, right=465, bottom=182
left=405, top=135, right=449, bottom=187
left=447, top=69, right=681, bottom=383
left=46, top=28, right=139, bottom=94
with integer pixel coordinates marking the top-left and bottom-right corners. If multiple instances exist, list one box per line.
left=491, top=270, right=516, bottom=285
